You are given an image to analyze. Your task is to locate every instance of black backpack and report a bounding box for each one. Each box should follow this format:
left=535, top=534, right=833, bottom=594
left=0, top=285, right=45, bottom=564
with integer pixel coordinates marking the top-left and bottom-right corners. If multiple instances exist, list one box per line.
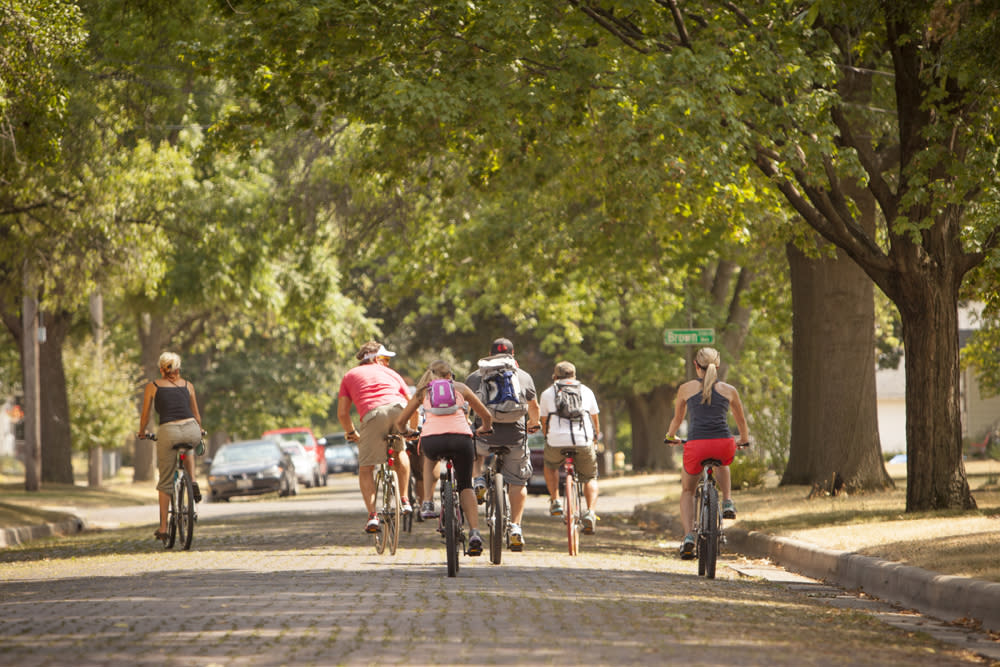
left=552, top=380, right=588, bottom=444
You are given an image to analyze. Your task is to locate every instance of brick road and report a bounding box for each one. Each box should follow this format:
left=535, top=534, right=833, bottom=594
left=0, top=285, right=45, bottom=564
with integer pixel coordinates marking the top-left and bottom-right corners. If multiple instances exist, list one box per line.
left=0, top=494, right=989, bottom=666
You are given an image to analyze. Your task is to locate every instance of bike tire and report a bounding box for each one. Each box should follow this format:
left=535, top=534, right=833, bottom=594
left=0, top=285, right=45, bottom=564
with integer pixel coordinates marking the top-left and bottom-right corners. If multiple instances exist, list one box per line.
left=165, top=478, right=178, bottom=549
left=373, top=469, right=387, bottom=554
left=177, top=472, right=195, bottom=551
left=565, top=469, right=579, bottom=556
left=704, top=485, right=720, bottom=579
left=443, top=477, right=459, bottom=577
left=402, top=475, right=415, bottom=533
left=385, top=470, right=401, bottom=555
left=488, top=471, right=504, bottom=565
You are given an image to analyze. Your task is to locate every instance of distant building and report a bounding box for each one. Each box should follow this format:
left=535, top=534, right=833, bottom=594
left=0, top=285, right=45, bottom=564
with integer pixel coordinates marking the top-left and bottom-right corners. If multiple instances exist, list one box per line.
left=877, top=303, right=1000, bottom=454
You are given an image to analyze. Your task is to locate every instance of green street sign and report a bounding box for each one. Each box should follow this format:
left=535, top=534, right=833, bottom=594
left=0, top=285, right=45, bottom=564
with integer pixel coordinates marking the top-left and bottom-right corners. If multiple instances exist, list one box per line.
left=664, top=328, right=715, bottom=346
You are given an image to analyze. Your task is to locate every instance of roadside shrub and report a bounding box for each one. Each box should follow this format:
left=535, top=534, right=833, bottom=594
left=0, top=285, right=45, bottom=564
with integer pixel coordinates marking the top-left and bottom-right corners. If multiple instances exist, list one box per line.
left=730, top=456, right=768, bottom=490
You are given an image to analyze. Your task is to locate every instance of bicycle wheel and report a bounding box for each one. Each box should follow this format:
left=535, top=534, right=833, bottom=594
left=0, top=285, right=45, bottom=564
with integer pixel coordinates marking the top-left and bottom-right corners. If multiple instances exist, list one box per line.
left=383, top=470, right=401, bottom=555
left=177, top=472, right=195, bottom=551
left=373, top=469, right=388, bottom=554
left=564, top=468, right=579, bottom=556
left=442, top=477, right=459, bottom=577
left=488, top=470, right=504, bottom=565
left=699, top=485, right=720, bottom=578
left=403, top=474, right=415, bottom=532
left=165, top=477, right=178, bottom=549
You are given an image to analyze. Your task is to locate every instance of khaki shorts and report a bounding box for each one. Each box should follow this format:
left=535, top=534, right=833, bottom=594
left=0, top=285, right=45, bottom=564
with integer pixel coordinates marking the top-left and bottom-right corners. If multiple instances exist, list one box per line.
left=475, top=439, right=532, bottom=487
left=156, top=418, right=202, bottom=494
left=358, top=403, right=404, bottom=467
left=543, top=444, right=598, bottom=483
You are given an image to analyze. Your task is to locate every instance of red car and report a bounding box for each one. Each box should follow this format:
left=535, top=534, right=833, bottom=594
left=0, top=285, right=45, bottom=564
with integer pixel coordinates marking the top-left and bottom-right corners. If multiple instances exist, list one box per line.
left=262, top=427, right=328, bottom=487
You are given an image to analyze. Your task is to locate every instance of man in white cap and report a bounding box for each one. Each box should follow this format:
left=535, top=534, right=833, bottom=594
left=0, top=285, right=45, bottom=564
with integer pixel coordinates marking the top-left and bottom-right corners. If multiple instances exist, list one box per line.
left=338, top=341, right=414, bottom=533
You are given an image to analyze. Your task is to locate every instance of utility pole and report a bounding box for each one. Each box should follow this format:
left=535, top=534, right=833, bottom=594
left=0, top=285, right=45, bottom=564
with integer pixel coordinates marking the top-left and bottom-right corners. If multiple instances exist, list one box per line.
left=22, top=271, right=41, bottom=491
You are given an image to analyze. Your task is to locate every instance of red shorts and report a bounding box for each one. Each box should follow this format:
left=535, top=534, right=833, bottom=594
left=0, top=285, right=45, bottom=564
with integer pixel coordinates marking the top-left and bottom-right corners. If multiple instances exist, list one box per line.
left=683, top=438, right=736, bottom=475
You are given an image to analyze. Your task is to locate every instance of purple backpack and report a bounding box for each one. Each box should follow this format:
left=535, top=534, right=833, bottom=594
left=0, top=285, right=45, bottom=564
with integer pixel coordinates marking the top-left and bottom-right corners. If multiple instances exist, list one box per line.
left=427, top=379, right=460, bottom=415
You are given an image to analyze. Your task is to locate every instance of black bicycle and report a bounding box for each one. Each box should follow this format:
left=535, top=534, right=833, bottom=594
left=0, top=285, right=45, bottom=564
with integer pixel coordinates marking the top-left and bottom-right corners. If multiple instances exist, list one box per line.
left=403, top=434, right=423, bottom=531
left=666, top=438, right=749, bottom=578
left=438, top=456, right=467, bottom=576
left=482, top=444, right=512, bottom=564
left=141, top=433, right=200, bottom=551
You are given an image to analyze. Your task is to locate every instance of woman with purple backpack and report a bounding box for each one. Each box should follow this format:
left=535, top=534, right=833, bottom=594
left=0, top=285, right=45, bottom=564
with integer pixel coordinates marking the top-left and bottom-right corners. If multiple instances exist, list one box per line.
left=395, top=360, right=493, bottom=556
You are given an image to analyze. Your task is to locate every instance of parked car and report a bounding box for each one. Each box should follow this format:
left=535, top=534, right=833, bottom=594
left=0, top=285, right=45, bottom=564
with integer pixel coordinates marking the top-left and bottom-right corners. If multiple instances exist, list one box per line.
left=528, top=433, right=564, bottom=495
left=325, top=442, right=359, bottom=474
left=206, top=439, right=296, bottom=502
left=262, top=427, right=327, bottom=487
left=319, top=432, right=359, bottom=473
left=280, top=441, right=319, bottom=487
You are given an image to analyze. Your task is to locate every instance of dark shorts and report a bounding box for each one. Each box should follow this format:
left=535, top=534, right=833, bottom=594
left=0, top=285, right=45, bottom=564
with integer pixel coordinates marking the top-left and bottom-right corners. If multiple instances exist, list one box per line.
left=420, top=433, right=476, bottom=492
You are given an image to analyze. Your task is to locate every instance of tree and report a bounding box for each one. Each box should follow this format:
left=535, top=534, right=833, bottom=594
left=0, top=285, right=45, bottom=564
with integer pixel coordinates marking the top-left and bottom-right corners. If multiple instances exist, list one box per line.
left=208, top=1, right=795, bottom=469
left=568, top=1, right=1000, bottom=510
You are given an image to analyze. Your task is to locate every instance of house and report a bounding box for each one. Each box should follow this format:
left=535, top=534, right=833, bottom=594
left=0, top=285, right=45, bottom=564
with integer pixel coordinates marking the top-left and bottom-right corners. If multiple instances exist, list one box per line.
left=876, top=303, right=1000, bottom=454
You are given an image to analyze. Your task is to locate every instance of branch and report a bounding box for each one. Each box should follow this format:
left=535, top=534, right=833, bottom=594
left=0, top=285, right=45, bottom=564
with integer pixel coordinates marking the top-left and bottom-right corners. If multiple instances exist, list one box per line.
left=567, top=1, right=653, bottom=54
left=830, top=105, right=897, bottom=222
left=753, top=145, right=892, bottom=279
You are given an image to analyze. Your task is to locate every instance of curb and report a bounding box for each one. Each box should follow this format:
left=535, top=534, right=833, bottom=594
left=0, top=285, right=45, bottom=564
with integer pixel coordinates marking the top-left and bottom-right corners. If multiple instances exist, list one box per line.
left=635, top=503, right=1000, bottom=634
left=0, top=516, right=85, bottom=549
left=726, top=527, right=1000, bottom=634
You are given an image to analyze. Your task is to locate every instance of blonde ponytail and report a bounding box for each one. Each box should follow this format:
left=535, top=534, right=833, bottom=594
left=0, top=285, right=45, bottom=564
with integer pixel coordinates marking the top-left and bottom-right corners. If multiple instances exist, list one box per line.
left=696, top=347, right=722, bottom=404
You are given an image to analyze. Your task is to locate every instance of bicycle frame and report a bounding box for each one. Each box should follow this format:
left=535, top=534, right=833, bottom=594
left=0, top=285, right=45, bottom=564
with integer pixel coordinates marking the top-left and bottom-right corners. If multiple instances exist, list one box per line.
left=167, top=444, right=197, bottom=550
left=695, top=458, right=724, bottom=579
left=560, top=450, right=585, bottom=556
left=141, top=433, right=197, bottom=551
left=374, top=436, right=402, bottom=555
left=483, top=446, right=511, bottom=565
left=438, top=457, right=466, bottom=577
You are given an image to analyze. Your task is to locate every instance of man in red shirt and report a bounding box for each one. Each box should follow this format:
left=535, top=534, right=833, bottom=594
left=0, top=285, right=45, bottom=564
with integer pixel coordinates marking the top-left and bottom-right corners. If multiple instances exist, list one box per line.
left=338, top=341, right=414, bottom=533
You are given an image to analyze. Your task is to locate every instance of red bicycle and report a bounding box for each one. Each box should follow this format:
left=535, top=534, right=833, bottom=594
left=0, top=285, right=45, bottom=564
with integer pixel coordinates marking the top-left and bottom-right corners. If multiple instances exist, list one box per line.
left=559, top=448, right=586, bottom=556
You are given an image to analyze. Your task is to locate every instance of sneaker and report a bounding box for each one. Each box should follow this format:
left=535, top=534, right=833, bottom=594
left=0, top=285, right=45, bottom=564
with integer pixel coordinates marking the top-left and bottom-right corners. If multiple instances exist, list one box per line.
left=365, top=514, right=379, bottom=534
left=679, top=533, right=695, bottom=560
left=401, top=498, right=413, bottom=515
left=582, top=509, right=596, bottom=534
left=420, top=501, right=438, bottom=519
left=467, top=530, right=483, bottom=556
left=509, top=523, right=524, bottom=552
left=549, top=498, right=563, bottom=516
left=191, top=482, right=202, bottom=503
left=722, top=499, right=736, bottom=519
left=473, top=477, right=487, bottom=505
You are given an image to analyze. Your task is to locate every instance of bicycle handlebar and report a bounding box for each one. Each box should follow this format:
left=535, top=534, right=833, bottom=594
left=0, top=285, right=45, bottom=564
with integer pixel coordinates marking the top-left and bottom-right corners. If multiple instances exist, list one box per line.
left=664, top=437, right=751, bottom=448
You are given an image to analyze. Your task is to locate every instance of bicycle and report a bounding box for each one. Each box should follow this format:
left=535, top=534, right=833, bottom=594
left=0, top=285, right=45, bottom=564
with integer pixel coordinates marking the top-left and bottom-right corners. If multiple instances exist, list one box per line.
left=141, top=433, right=201, bottom=551
left=373, top=434, right=404, bottom=555
left=558, top=448, right=587, bottom=556
left=481, top=444, right=512, bottom=564
left=665, top=438, right=748, bottom=579
left=436, top=455, right=468, bottom=577
left=403, top=435, right=422, bottom=532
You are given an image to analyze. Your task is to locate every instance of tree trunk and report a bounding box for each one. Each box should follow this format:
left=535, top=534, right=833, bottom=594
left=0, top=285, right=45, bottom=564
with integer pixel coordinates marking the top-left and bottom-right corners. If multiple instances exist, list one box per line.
left=782, top=242, right=893, bottom=492
left=39, top=309, right=74, bottom=484
left=896, top=277, right=976, bottom=511
left=133, top=312, right=164, bottom=482
left=625, top=385, right=675, bottom=471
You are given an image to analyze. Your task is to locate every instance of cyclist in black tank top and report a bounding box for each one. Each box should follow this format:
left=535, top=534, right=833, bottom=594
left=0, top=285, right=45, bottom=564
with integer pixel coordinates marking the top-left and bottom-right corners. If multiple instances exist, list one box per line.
left=664, top=347, right=750, bottom=559
left=138, top=352, right=204, bottom=542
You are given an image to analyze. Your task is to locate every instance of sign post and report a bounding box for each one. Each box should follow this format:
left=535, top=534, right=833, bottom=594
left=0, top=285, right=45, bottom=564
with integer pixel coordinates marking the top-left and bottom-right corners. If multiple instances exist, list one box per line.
left=664, top=328, right=715, bottom=346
